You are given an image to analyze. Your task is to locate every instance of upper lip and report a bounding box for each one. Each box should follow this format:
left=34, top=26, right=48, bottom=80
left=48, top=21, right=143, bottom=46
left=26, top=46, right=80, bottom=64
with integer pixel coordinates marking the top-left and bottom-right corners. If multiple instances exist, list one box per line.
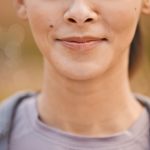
left=56, top=36, right=107, bottom=43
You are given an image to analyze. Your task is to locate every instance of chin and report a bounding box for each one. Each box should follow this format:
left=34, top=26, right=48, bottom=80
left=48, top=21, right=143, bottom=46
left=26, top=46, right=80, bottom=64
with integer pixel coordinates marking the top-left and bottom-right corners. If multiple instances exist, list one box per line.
left=53, top=63, right=109, bottom=81
left=46, top=45, right=114, bottom=81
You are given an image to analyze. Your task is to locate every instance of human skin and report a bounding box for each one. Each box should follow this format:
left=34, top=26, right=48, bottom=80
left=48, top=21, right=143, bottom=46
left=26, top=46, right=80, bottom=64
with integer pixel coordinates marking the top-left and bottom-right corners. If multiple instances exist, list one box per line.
left=13, top=0, right=150, bottom=136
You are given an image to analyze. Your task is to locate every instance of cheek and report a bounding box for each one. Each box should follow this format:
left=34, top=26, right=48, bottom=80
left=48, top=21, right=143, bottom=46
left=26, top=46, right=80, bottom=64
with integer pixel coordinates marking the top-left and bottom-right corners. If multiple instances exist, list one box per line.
left=102, top=2, right=141, bottom=49
left=26, top=6, right=62, bottom=55
left=110, top=10, right=139, bottom=32
left=26, top=2, right=64, bottom=37
left=99, top=0, right=142, bottom=33
left=27, top=10, right=53, bottom=36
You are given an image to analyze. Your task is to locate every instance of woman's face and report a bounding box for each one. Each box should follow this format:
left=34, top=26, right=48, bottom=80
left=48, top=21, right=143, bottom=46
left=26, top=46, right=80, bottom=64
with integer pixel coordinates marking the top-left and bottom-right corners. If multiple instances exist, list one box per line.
left=17, top=0, right=148, bottom=80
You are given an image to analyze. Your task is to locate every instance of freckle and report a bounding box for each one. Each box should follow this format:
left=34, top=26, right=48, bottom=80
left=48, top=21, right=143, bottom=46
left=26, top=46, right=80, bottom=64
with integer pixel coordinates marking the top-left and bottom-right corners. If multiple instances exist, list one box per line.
left=49, top=25, right=54, bottom=28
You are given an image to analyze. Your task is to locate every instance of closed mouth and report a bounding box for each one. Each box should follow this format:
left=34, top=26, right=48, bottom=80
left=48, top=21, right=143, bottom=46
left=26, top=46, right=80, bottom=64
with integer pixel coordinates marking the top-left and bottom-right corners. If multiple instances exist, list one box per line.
left=56, top=36, right=108, bottom=43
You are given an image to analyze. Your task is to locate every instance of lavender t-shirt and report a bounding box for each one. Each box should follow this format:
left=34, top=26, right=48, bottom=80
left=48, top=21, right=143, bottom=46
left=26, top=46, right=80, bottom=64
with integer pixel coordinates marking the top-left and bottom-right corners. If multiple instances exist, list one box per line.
left=9, top=96, right=150, bottom=150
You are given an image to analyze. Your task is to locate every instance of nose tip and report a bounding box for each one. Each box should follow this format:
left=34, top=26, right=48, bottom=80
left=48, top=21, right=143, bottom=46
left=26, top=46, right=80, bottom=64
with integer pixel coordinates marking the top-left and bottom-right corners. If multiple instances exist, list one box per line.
left=64, top=2, right=98, bottom=26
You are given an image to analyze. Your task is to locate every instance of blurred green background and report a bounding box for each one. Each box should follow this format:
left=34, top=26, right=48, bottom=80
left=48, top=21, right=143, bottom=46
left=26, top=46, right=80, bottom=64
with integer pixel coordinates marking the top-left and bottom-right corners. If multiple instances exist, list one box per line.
left=0, top=1, right=150, bottom=100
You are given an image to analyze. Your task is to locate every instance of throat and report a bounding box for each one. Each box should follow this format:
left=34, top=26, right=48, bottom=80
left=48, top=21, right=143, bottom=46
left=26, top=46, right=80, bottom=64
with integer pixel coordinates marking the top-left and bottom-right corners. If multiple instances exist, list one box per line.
left=37, top=93, right=144, bottom=137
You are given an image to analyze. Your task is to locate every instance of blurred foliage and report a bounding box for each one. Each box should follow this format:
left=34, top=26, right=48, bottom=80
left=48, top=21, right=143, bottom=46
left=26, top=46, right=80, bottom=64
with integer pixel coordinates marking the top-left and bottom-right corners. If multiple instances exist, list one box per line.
left=0, top=1, right=150, bottom=100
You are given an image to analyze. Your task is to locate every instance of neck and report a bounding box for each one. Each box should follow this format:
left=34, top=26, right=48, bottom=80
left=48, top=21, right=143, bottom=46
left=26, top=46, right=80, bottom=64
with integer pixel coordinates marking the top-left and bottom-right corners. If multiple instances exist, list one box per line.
left=37, top=59, right=143, bottom=137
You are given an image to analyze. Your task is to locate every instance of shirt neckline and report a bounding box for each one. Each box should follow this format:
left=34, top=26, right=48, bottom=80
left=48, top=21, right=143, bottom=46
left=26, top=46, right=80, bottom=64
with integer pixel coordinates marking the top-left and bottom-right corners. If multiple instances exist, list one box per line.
left=26, top=94, right=149, bottom=149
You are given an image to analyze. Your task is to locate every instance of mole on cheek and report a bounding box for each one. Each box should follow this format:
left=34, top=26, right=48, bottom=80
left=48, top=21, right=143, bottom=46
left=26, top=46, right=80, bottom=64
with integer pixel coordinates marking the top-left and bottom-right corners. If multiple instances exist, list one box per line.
left=49, top=25, right=54, bottom=28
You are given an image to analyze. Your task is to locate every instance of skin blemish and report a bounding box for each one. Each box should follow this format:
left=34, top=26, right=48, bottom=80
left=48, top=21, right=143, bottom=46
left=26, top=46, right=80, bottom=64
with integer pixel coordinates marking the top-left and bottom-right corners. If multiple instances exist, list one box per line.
left=49, top=25, right=54, bottom=28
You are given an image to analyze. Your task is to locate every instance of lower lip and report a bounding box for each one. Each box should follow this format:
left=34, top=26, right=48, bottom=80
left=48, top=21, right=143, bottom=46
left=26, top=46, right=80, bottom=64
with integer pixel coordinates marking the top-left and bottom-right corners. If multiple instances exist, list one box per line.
left=57, top=40, right=105, bottom=52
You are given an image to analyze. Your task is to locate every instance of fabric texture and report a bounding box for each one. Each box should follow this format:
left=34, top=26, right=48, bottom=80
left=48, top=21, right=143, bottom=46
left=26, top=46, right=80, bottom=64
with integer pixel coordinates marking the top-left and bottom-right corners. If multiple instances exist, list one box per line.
left=0, top=91, right=150, bottom=150
left=9, top=95, right=150, bottom=150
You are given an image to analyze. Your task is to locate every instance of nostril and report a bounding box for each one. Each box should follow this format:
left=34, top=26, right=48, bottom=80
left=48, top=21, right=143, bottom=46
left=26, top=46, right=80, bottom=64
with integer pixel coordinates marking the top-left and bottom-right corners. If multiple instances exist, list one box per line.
left=102, top=38, right=108, bottom=41
left=68, top=18, right=76, bottom=23
left=85, top=18, right=93, bottom=22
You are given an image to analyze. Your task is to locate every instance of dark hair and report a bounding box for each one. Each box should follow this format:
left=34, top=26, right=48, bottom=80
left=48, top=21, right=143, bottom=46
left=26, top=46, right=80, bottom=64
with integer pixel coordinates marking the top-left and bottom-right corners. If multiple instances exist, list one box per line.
left=129, top=23, right=143, bottom=77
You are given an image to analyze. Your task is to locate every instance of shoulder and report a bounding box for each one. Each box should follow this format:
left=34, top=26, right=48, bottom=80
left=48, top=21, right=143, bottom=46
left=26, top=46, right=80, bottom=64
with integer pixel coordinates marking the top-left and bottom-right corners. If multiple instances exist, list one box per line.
left=0, top=91, right=37, bottom=139
left=135, top=93, right=150, bottom=112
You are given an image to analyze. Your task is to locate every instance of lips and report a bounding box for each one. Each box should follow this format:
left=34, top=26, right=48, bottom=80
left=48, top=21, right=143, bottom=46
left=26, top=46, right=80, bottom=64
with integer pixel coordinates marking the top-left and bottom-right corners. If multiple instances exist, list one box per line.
left=56, top=36, right=107, bottom=51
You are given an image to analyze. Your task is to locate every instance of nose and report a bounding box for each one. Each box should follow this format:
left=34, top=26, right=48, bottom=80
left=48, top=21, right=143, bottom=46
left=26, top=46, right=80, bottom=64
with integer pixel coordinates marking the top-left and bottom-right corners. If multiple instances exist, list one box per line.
left=64, top=1, right=98, bottom=26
